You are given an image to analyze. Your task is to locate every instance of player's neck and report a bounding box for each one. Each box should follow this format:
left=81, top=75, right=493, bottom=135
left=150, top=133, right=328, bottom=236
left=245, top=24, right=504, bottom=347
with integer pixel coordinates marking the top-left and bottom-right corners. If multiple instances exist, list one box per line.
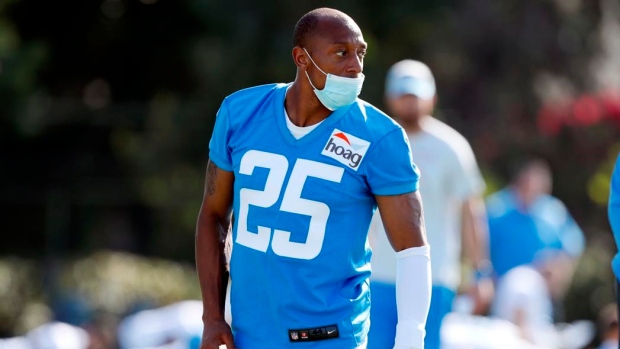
left=399, top=115, right=429, bottom=135
left=286, top=81, right=332, bottom=127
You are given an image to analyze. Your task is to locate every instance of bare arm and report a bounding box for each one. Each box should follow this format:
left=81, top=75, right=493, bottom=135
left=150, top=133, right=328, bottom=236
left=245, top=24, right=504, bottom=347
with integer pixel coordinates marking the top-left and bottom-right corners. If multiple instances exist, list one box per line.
left=376, top=191, right=431, bottom=349
left=461, top=195, right=491, bottom=272
left=196, top=160, right=236, bottom=349
left=513, top=307, right=531, bottom=342
left=375, top=190, right=427, bottom=251
left=461, top=195, right=494, bottom=314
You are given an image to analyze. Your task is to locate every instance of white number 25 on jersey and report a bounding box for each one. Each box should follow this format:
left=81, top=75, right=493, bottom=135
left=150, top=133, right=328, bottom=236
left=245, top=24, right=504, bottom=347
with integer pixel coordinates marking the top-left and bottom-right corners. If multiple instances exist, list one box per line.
left=236, top=150, right=344, bottom=260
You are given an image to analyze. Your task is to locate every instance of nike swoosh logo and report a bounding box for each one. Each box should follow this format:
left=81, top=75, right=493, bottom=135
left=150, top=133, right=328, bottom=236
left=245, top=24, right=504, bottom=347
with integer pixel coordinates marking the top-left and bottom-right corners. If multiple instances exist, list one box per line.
left=327, top=330, right=336, bottom=335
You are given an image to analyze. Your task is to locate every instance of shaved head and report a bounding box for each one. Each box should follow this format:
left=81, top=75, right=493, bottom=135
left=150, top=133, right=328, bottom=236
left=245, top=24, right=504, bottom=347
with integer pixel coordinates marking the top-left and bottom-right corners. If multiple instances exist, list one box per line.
left=293, top=8, right=356, bottom=48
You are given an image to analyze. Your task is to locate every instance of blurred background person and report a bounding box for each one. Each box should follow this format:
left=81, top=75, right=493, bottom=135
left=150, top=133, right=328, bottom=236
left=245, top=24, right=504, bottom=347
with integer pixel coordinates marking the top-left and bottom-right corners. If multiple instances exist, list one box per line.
left=0, top=321, right=90, bottom=349
left=367, top=59, right=493, bottom=349
left=490, top=249, right=594, bottom=348
left=486, top=157, right=585, bottom=321
left=117, top=300, right=206, bottom=349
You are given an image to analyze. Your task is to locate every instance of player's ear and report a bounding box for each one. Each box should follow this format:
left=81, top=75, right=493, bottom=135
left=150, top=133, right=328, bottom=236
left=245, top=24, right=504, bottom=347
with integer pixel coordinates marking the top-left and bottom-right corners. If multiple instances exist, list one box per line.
left=292, top=46, right=308, bottom=69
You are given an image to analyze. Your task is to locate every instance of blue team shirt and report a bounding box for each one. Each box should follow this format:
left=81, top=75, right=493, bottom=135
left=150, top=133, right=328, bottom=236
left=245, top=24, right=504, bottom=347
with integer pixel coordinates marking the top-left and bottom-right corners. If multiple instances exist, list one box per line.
left=609, top=152, right=620, bottom=281
left=208, top=83, right=420, bottom=349
left=486, top=188, right=585, bottom=277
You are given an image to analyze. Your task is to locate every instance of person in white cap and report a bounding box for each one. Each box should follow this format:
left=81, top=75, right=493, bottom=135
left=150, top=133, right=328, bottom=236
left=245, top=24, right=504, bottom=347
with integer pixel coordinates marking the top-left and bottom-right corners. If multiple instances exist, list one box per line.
left=367, top=59, right=494, bottom=349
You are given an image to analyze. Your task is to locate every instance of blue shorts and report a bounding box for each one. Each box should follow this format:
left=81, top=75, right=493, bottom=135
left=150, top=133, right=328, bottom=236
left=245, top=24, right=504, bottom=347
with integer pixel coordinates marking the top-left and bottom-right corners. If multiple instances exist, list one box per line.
left=367, top=282, right=455, bottom=349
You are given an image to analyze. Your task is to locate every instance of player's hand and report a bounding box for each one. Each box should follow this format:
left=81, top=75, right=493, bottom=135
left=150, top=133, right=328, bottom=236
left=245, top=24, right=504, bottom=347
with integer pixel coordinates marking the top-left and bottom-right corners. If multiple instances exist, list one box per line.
left=469, top=276, right=494, bottom=315
left=200, top=319, right=236, bottom=349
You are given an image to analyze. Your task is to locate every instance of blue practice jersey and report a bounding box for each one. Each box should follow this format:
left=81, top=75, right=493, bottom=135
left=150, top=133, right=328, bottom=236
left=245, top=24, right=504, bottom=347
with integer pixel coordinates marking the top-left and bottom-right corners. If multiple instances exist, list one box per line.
left=209, top=83, right=419, bottom=349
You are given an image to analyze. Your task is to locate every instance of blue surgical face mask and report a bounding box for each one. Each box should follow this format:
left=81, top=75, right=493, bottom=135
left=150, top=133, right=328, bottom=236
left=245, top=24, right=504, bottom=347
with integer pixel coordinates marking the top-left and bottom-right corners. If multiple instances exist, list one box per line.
left=303, top=48, right=365, bottom=111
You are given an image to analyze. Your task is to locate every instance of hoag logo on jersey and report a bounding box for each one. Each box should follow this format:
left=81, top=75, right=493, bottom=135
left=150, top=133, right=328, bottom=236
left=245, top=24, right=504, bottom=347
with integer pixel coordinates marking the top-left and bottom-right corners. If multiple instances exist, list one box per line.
left=321, top=129, right=370, bottom=171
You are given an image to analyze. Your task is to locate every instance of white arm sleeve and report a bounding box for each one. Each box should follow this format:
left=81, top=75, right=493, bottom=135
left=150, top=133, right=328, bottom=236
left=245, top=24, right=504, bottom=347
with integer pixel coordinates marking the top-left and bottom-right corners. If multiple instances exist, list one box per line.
left=393, top=245, right=432, bottom=349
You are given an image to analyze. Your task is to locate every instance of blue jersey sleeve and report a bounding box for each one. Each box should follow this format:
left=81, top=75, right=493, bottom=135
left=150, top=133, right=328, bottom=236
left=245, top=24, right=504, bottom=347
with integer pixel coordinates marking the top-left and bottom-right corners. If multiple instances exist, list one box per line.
left=208, top=99, right=233, bottom=171
left=609, top=152, right=620, bottom=280
left=365, top=127, right=420, bottom=196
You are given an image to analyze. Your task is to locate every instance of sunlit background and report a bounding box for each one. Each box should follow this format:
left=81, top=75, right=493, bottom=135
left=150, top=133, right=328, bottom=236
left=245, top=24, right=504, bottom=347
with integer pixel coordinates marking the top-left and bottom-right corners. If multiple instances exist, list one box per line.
left=1, top=0, right=620, bottom=348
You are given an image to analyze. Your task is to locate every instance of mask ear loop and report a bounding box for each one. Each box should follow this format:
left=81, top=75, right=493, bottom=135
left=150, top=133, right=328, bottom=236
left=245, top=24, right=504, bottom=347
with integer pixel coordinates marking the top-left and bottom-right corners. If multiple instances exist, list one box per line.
left=303, top=48, right=328, bottom=76
left=303, top=48, right=329, bottom=90
left=304, top=70, right=319, bottom=90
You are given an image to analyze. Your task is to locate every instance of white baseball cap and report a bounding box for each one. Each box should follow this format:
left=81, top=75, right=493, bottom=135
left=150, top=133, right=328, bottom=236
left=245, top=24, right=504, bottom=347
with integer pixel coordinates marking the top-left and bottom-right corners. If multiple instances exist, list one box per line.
left=385, top=59, right=436, bottom=100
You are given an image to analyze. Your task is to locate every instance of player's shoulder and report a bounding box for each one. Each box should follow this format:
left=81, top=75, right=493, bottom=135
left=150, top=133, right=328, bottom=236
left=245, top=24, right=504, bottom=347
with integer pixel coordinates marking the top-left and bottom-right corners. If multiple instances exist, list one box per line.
left=485, top=188, right=515, bottom=218
left=219, top=83, right=287, bottom=127
left=421, top=117, right=470, bottom=147
left=223, top=83, right=285, bottom=108
left=419, top=117, right=478, bottom=164
left=534, top=194, right=570, bottom=217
